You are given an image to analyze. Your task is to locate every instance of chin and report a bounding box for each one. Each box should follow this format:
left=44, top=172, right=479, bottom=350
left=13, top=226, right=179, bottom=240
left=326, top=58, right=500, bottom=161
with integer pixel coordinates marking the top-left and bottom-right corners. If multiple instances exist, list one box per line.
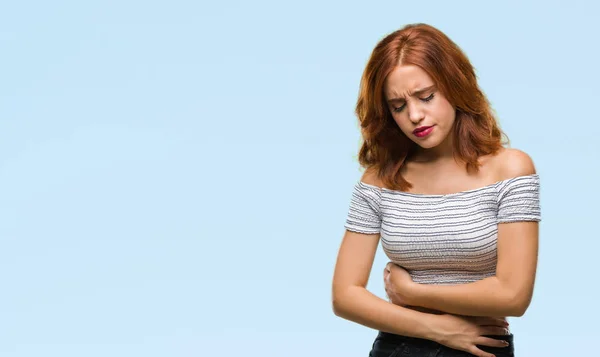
left=413, top=139, right=442, bottom=149
left=412, top=130, right=451, bottom=150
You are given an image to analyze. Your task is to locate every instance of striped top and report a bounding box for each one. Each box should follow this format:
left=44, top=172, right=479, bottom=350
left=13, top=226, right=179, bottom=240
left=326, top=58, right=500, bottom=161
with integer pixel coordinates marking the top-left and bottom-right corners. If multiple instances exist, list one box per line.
left=344, top=174, right=541, bottom=285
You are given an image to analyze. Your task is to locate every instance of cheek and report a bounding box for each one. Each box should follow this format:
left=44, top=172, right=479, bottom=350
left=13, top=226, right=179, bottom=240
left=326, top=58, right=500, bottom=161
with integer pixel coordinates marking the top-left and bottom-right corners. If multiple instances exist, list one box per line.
left=430, top=103, right=455, bottom=126
left=439, top=99, right=456, bottom=120
left=392, top=116, right=412, bottom=134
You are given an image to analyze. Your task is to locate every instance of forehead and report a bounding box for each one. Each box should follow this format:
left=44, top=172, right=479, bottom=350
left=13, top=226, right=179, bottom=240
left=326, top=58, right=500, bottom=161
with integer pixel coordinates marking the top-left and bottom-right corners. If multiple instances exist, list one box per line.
left=384, top=64, right=434, bottom=98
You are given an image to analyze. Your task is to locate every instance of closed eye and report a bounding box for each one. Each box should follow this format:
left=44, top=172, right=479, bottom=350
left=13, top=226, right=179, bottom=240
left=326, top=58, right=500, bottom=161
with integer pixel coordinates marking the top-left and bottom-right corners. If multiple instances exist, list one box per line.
left=422, top=93, right=434, bottom=102
left=392, top=93, right=435, bottom=113
left=393, top=104, right=406, bottom=113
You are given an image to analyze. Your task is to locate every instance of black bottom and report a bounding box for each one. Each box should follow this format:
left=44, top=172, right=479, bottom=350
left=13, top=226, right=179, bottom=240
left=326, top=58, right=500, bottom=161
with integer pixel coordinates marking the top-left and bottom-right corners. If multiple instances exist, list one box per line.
left=369, top=331, right=514, bottom=357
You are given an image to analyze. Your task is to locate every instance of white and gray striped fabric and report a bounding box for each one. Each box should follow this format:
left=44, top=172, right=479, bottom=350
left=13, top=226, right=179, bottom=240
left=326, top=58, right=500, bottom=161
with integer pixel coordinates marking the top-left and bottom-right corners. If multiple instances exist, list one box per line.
left=344, top=174, right=541, bottom=285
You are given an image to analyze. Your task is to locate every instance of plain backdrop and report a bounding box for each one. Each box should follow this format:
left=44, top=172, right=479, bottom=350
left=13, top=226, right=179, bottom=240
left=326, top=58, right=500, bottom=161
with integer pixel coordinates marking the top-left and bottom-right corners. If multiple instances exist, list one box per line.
left=1, top=1, right=598, bottom=356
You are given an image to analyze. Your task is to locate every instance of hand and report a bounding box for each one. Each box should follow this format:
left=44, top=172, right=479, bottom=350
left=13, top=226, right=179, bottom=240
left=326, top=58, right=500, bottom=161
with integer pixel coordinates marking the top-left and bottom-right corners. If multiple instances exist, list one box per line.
left=432, top=314, right=511, bottom=357
left=383, top=262, right=415, bottom=306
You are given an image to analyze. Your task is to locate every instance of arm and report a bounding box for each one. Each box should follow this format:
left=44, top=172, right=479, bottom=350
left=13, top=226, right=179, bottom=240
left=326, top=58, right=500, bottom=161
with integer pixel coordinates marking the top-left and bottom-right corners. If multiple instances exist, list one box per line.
left=332, top=230, right=441, bottom=339
left=389, top=220, right=538, bottom=317
left=336, top=171, right=511, bottom=357
left=386, top=149, right=540, bottom=317
left=333, top=229, right=512, bottom=357
left=335, top=170, right=445, bottom=337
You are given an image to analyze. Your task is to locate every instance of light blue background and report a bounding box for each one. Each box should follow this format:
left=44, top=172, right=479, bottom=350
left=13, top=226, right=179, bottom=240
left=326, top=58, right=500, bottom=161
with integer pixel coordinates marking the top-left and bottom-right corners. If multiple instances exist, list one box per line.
left=1, top=1, right=597, bottom=356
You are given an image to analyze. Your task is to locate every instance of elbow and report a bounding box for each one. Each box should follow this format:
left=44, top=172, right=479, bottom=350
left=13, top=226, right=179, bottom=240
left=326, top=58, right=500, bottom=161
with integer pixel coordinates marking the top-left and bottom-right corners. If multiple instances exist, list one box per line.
left=496, top=278, right=534, bottom=316
left=331, top=289, right=346, bottom=317
left=332, top=300, right=345, bottom=317
left=332, top=293, right=342, bottom=316
left=505, top=291, right=533, bottom=317
left=331, top=286, right=355, bottom=318
left=508, top=299, right=531, bottom=317
left=506, top=303, right=527, bottom=317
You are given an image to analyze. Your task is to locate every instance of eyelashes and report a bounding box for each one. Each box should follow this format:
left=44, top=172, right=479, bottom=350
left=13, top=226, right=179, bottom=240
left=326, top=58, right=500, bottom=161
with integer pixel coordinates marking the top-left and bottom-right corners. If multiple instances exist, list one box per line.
left=392, top=93, right=435, bottom=113
left=422, top=93, right=435, bottom=102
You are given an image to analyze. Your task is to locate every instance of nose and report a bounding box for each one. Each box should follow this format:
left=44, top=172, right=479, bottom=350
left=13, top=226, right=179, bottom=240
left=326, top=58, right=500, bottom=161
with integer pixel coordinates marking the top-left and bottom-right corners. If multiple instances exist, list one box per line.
left=407, top=101, right=425, bottom=124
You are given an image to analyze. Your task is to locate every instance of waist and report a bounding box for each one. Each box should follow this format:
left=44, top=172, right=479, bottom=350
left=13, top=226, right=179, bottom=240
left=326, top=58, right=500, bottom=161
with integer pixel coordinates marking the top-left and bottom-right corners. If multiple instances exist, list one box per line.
left=377, top=330, right=514, bottom=344
left=373, top=331, right=514, bottom=356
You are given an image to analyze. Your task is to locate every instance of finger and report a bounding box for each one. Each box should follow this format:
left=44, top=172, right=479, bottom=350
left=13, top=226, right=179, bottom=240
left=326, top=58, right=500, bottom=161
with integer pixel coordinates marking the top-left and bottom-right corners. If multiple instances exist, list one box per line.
left=475, top=336, right=510, bottom=348
left=384, top=266, right=394, bottom=282
left=479, top=326, right=510, bottom=336
left=467, top=345, right=496, bottom=357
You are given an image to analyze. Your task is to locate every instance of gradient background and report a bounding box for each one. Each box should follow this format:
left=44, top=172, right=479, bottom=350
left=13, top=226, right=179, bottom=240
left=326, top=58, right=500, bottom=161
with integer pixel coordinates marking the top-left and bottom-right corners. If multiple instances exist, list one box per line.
left=1, top=1, right=598, bottom=356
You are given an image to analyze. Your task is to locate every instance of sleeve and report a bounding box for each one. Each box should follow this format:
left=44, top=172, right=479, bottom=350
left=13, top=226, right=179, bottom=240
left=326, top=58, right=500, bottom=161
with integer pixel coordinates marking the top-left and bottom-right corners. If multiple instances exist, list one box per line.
left=496, top=174, right=541, bottom=223
left=344, top=181, right=382, bottom=234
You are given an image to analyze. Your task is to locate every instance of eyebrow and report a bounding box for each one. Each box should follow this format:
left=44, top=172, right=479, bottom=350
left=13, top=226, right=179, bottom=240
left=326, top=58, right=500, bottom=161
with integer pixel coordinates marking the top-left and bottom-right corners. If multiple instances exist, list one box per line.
left=386, top=85, right=436, bottom=103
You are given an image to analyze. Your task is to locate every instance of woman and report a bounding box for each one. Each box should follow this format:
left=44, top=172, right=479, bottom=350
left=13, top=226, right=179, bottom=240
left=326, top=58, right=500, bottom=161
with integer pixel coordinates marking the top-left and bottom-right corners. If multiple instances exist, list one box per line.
left=331, top=23, right=540, bottom=357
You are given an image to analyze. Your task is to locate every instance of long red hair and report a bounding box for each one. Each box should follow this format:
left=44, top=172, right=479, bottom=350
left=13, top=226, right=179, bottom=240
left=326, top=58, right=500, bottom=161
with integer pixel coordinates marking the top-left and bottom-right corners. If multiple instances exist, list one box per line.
left=356, top=23, right=507, bottom=190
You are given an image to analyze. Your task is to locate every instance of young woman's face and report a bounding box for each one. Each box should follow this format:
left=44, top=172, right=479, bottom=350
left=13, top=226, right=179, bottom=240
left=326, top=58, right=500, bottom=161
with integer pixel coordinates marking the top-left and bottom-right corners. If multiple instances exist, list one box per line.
left=384, top=64, right=456, bottom=150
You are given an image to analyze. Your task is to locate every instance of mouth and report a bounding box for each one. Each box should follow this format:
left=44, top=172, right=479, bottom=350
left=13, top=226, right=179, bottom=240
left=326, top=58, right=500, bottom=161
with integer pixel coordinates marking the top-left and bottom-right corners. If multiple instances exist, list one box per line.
left=413, top=125, right=435, bottom=138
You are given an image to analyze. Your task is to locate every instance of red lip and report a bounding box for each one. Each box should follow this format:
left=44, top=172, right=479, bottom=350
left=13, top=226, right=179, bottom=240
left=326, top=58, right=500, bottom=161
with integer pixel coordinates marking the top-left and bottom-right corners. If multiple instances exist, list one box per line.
left=413, top=125, right=435, bottom=138
left=413, top=125, right=433, bottom=134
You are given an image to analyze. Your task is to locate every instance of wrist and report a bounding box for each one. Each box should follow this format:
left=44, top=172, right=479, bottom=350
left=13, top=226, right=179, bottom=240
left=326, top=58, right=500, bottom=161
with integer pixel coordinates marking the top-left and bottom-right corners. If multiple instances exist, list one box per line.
left=421, top=313, right=446, bottom=343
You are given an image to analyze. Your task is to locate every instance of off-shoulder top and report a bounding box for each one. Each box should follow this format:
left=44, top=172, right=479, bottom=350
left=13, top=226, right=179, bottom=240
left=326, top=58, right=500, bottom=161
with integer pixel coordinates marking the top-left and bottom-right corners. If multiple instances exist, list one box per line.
left=344, top=174, right=541, bottom=284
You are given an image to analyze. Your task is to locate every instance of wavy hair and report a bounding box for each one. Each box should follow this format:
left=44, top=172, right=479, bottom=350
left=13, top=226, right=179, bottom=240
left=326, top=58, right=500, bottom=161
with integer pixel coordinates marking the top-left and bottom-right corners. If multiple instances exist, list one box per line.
left=356, top=23, right=507, bottom=190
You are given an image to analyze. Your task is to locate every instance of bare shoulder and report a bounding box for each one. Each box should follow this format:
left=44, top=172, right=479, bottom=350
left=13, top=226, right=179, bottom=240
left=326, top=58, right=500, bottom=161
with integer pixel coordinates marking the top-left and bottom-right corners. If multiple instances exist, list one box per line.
left=360, top=166, right=384, bottom=187
left=493, top=147, right=537, bottom=181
